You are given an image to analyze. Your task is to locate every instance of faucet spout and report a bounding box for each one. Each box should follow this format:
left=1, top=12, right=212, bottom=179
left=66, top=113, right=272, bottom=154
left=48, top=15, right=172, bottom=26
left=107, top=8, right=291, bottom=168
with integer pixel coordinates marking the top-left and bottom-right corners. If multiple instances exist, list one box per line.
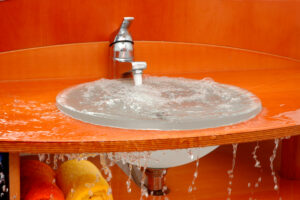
left=131, top=61, right=147, bottom=86
left=109, top=17, right=147, bottom=85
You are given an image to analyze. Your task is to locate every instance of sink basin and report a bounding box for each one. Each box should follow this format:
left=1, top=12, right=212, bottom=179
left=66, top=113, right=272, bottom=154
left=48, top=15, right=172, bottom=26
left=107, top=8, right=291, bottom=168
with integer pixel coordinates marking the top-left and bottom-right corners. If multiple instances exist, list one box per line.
left=56, top=76, right=261, bottom=168
left=115, top=146, right=219, bottom=169
left=56, top=76, right=262, bottom=131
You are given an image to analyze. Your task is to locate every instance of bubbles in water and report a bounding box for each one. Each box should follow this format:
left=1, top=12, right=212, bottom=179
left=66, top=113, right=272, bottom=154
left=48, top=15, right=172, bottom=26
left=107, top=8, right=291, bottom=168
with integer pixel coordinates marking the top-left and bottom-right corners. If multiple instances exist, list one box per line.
left=227, top=144, right=238, bottom=200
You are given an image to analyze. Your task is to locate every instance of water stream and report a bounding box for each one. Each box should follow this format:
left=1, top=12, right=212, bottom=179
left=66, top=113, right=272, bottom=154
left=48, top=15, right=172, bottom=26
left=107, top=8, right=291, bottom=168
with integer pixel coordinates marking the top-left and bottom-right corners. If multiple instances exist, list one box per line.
left=126, top=164, right=133, bottom=193
left=270, top=139, right=280, bottom=191
left=227, top=144, right=238, bottom=200
left=188, top=158, right=200, bottom=193
left=0, top=164, right=8, bottom=199
left=248, top=142, right=262, bottom=199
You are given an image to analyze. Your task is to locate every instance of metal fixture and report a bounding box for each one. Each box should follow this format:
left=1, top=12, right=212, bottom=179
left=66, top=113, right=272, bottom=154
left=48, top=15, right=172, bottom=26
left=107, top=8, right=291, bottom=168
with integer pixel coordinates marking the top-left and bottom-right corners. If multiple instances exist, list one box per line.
left=146, top=168, right=169, bottom=196
left=109, top=17, right=147, bottom=85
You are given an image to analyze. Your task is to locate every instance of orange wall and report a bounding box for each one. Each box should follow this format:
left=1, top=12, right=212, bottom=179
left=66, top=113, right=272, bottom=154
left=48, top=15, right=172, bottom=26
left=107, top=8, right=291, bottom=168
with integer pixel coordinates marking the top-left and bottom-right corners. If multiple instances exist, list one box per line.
left=0, top=0, right=299, bottom=60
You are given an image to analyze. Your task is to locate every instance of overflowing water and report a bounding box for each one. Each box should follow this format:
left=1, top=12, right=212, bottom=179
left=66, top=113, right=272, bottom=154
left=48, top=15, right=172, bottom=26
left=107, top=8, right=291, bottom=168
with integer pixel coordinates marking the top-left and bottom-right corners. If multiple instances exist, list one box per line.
left=30, top=138, right=287, bottom=199
left=56, top=76, right=262, bottom=130
left=227, top=144, right=238, bottom=200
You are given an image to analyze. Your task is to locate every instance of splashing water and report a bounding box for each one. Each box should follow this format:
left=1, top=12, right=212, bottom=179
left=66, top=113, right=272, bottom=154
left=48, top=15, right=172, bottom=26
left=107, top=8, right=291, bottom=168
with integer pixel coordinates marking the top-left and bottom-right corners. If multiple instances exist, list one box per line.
left=270, top=139, right=280, bottom=191
left=227, top=144, right=238, bottom=200
left=57, top=76, right=262, bottom=130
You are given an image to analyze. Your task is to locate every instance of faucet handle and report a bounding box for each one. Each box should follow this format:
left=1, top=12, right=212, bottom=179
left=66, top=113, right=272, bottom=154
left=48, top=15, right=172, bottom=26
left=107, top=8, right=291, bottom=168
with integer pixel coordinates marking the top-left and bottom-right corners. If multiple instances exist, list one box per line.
left=110, top=17, right=134, bottom=46
left=121, top=17, right=134, bottom=30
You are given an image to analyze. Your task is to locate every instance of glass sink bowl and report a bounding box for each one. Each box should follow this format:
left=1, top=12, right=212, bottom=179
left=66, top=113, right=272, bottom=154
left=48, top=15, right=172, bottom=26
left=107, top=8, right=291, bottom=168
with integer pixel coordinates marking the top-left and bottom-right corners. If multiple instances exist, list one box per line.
left=56, top=76, right=262, bottom=168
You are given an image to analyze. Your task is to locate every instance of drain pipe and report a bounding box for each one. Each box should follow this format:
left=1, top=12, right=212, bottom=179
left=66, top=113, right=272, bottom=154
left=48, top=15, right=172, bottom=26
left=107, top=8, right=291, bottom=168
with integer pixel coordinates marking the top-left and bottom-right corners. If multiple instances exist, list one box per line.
left=146, top=168, right=169, bottom=196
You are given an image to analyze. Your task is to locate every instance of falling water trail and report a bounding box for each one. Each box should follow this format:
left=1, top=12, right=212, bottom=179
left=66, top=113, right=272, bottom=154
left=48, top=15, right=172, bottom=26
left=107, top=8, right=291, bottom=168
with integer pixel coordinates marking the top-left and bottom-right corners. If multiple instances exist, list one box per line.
left=248, top=142, right=262, bottom=199
left=139, top=152, right=151, bottom=200
left=162, top=169, right=168, bottom=195
left=227, top=143, right=238, bottom=200
left=188, top=158, right=200, bottom=193
left=0, top=160, right=8, bottom=199
left=53, top=154, right=58, bottom=170
left=100, top=153, right=113, bottom=197
left=126, top=164, right=133, bottom=193
left=252, top=142, right=261, bottom=169
left=270, top=139, right=280, bottom=191
left=46, top=153, right=51, bottom=165
left=38, top=153, right=46, bottom=162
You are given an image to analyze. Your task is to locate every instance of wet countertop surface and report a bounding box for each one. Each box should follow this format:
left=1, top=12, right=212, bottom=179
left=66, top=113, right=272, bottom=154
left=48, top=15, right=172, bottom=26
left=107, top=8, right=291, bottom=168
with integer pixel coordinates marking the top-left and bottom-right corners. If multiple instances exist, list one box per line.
left=0, top=68, right=300, bottom=153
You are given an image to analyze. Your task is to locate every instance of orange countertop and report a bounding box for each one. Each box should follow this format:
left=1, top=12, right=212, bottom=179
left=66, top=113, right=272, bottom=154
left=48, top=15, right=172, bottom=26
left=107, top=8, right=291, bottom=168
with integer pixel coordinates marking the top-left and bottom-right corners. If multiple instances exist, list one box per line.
left=0, top=68, right=300, bottom=153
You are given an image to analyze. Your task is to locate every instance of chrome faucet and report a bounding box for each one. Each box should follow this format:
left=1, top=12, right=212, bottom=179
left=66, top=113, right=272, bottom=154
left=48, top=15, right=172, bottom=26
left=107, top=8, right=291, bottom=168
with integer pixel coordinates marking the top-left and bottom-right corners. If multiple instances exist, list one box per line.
left=109, top=17, right=147, bottom=86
